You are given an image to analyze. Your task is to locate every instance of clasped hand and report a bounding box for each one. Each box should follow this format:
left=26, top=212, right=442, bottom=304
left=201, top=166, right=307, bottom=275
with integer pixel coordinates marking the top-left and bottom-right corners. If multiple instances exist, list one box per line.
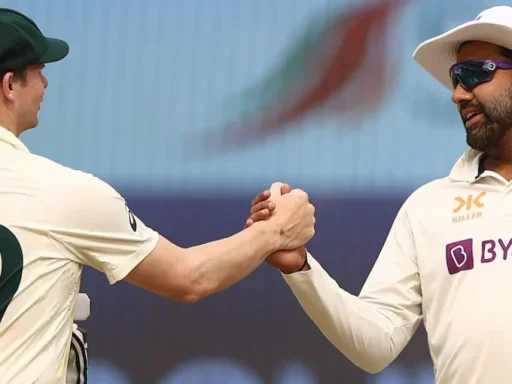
left=244, top=182, right=314, bottom=274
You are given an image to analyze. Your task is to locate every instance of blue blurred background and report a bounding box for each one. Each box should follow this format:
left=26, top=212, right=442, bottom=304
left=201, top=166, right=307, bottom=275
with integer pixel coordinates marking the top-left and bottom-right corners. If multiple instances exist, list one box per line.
left=5, top=0, right=496, bottom=382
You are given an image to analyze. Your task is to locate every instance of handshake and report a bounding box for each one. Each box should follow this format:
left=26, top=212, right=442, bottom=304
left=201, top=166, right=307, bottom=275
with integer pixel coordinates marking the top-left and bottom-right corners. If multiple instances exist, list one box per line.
left=243, top=182, right=316, bottom=274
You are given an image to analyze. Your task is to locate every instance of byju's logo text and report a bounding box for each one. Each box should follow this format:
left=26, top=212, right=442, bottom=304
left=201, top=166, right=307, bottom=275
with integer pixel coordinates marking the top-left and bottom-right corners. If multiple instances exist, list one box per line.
left=445, top=238, right=512, bottom=275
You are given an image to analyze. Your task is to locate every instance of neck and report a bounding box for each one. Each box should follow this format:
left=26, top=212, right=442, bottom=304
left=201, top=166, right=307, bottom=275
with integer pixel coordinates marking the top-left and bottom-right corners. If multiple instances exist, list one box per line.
left=0, top=115, right=18, bottom=137
left=483, top=144, right=512, bottom=181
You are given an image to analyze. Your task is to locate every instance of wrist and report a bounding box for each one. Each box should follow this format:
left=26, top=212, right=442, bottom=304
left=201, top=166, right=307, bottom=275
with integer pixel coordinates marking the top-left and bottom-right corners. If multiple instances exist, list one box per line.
left=280, top=248, right=310, bottom=274
left=250, top=221, right=281, bottom=254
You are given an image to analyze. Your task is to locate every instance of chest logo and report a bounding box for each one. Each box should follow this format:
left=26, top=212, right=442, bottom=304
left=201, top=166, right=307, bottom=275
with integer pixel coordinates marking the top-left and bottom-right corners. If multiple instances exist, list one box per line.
left=452, top=192, right=485, bottom=223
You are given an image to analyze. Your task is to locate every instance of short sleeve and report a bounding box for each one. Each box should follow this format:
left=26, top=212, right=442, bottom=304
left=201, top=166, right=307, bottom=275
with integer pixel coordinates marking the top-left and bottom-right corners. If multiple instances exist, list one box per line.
left=41, top=170, right=159, bottom=284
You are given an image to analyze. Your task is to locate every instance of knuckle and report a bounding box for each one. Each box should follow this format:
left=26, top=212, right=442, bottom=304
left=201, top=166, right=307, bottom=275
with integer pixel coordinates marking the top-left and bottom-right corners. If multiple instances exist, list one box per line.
left=254, top=192, right=265, bottom=203
left=256, top=201, right=269, bottom=212
left=291, top=189, right=308, bottom=202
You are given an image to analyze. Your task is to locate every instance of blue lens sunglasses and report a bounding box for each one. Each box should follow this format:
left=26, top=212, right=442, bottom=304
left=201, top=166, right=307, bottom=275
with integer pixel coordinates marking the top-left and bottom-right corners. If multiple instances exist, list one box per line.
left=449, top=60, right=512, bottom=90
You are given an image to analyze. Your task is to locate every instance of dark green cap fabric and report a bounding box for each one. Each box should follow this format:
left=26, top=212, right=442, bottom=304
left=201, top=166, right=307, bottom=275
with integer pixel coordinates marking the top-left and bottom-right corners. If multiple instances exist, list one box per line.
left=0, top=8, right=68, bottom=71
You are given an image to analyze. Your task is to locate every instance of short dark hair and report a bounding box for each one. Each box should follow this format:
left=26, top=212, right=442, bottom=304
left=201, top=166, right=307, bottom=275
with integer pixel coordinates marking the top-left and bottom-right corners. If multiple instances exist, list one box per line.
left=458, top=43, right=512, bottom=61
left=0, top=68, right=28, bottom=85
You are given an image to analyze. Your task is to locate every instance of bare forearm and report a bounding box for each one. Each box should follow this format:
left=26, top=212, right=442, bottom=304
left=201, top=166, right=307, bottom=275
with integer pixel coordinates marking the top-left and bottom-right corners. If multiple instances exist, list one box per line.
left=184, top=222, right=277, bottom=299
left=126, top=188, right=314, bottom=303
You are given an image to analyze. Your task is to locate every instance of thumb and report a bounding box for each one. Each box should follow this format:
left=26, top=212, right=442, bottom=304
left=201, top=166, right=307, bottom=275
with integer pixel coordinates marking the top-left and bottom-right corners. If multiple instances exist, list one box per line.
left=269, top=182, right=285, bottom=198
left=281, top=183, right=292, bottom=195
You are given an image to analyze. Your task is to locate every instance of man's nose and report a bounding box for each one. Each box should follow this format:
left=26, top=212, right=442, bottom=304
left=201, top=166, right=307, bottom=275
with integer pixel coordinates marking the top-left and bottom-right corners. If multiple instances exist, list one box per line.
left=451, top=83, right=474, bottom=105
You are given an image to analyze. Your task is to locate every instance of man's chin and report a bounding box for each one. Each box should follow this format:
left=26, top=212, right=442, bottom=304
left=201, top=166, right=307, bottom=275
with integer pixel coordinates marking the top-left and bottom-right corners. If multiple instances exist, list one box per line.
left=466, top=135, right=505, bottom=152
left=466, top=135, right=490, bottom=152
left=21, top=119, right=39, bottom=133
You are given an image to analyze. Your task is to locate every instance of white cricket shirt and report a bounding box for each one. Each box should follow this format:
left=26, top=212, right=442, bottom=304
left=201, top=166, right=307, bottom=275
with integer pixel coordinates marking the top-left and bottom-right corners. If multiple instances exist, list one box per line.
left=282, top=148, right=512, bottom=384
left=0, top=127, right=159, bottom=383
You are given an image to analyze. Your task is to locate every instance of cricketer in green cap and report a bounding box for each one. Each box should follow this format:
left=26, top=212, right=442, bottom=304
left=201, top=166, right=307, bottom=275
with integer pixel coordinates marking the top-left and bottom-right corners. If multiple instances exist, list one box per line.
left=0, top=8, right=69, bottom=137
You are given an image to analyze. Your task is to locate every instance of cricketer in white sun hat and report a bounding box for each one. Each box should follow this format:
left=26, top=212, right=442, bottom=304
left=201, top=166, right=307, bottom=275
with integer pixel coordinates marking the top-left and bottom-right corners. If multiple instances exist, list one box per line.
left=413, top=5, right=512, bottom=92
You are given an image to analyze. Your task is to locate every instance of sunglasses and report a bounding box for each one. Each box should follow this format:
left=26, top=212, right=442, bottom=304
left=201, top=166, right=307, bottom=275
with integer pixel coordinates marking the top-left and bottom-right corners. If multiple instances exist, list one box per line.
left=449, top=60, right=512, bottom=90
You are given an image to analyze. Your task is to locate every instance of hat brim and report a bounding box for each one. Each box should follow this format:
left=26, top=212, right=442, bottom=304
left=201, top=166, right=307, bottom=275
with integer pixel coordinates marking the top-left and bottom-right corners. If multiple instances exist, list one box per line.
left=412, top=20, right=512, bottom=91
left=35, top=37, right=69, bottom=65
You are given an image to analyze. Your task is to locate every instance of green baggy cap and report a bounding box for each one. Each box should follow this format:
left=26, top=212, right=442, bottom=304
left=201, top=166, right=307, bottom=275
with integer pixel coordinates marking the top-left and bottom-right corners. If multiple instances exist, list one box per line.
left=0, top=8, right=68, bottom=72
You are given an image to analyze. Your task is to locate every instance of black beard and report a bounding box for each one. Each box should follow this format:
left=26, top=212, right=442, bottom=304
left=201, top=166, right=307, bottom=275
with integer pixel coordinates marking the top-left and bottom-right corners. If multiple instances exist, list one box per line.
left=464, top=87, right=512, bottom=152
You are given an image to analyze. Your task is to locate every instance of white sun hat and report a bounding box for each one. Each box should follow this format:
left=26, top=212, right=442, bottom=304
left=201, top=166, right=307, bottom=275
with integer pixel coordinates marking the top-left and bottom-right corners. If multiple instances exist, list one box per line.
left=413, top=6, right=512, bottom=92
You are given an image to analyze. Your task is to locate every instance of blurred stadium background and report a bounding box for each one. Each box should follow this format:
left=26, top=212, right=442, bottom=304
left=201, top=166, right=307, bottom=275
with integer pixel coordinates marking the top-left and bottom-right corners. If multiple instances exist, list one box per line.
left=4, top=0, right=497, bottom=382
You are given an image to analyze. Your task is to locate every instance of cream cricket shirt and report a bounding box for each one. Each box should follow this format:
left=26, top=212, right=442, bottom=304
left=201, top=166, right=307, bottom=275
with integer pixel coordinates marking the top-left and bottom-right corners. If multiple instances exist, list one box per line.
left=283, top=148, right=512, bottom=384
left=0, top=128, right=159, bottom=383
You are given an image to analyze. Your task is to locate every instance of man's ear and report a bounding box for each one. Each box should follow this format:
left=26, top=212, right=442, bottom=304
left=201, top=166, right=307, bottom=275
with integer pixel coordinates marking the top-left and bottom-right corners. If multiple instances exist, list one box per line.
left=1, top=72, right=15, bottom=101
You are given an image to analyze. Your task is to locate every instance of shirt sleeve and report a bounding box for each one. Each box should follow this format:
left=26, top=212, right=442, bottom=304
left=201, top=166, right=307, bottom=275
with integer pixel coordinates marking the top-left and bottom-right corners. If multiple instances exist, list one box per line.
left=281, top=200, right=422, bottom=374
left=42, top=170, right=160, bottom=284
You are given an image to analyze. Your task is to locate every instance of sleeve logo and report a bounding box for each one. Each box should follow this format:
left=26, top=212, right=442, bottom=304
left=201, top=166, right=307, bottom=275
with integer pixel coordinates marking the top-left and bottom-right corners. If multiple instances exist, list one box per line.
left=125, top=203, right=137, bottom=232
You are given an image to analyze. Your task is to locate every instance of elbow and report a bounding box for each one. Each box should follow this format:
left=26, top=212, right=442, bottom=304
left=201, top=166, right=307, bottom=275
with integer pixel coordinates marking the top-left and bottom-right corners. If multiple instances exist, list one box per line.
left=347, top=348, right=396, bottom=375
left=171, top=289, right=204, bottom=304
left=359, top=362, right=391, bottom=375
left=176, top=293, right=201, bottom=304
left=171, top=285, right=207, bottom=304
left=173, top=277, right=214, bottom=305
left=331, top=335, right=396, bottom=375
left=166, top=256, right=219, bottom=304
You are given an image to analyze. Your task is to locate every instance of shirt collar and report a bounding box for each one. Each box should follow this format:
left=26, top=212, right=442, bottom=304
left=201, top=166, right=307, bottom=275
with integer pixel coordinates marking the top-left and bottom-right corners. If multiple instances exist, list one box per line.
left=0, top=126, right=30, bottom=153
left=448, top=148, right=485, bottom=183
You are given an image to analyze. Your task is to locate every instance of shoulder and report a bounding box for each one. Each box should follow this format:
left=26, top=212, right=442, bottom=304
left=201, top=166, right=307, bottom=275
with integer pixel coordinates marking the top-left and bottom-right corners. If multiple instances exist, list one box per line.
left=24, top=155, right=128, bottom=224
left=32, top=156, right=122, bottom=201
left=404, top=177, right=454, bottom=211
left=16, top=152, right=120, bottom=199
